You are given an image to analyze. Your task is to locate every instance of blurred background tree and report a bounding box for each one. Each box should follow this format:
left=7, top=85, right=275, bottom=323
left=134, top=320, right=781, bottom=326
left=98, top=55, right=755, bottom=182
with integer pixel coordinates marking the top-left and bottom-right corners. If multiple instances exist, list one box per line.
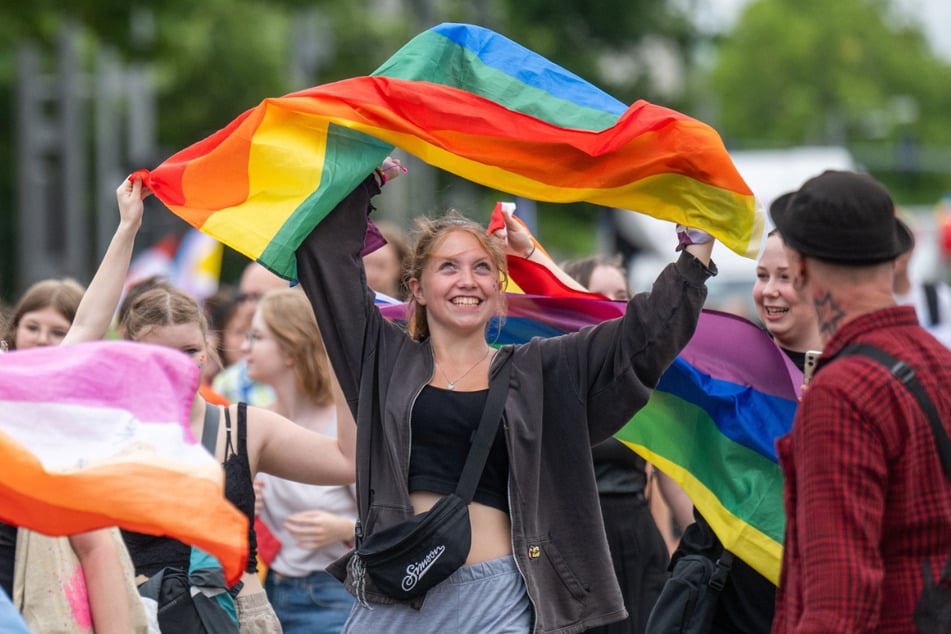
left=705, top=0, right=951, bottom=202
left=1, top=0, right=949, bottom=300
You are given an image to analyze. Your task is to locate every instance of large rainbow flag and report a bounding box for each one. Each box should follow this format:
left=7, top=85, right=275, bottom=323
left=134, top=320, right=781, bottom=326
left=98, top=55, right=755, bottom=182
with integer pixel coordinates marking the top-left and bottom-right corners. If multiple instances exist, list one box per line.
left=137, top=23, right=762, bottom=280
left=0, top=341, right=248, bottom=584
left=380, top=298, right=799, bottom=584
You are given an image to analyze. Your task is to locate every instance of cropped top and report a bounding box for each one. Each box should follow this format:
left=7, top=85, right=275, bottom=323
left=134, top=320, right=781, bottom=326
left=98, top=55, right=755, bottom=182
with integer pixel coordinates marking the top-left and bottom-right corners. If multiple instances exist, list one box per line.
left=123, top=403, right=259, bottom=577
left=408, top=386, right=509, bottom=512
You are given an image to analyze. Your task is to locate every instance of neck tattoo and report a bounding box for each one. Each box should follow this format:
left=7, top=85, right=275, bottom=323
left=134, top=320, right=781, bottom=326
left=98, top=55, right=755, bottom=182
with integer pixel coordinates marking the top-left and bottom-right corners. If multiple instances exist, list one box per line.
left=814, top=292, right=846, bottom=336
left=438, top=347, right=492, bottom=390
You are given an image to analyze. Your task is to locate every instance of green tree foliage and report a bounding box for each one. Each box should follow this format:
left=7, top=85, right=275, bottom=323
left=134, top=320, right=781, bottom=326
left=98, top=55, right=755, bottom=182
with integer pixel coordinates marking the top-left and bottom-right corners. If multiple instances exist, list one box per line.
left=707, top=0, right=951, bottom=200
left=149, top=3, right=295, bottom=147
left=0, top=1, right=411, bottom=158
left=710, top=0, right=951, bottom=145
left=148, top=1, right=414, bottom=148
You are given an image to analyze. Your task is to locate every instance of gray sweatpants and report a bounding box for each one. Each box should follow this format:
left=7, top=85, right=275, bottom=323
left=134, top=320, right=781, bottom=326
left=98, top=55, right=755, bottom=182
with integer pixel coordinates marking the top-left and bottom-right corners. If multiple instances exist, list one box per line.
left=342, top=556, right=532, bottom=633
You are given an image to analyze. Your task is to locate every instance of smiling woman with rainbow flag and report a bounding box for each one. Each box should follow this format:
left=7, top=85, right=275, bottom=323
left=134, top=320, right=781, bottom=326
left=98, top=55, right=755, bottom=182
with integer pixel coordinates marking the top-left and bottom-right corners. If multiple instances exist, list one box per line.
left=291, top=152, right=716, bottom=632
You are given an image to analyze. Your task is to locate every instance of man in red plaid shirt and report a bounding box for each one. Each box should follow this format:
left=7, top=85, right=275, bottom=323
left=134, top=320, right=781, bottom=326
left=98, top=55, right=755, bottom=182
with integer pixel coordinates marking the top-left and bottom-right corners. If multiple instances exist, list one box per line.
left=769, top=171, right=951, bottom=633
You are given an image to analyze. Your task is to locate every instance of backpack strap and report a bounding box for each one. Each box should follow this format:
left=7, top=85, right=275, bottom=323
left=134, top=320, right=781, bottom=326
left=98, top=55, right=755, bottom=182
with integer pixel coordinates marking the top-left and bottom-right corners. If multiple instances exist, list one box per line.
left=837, top=344, right=951, bottom=480
left=236, top=402, right=249, bottom=459
left=201, top=403, right=220, bottom=455
left=708, top=550, right=735, bottom=594
left=223, top=406, right=238, bottom=461
left=923, top=283, right=940, bottom=327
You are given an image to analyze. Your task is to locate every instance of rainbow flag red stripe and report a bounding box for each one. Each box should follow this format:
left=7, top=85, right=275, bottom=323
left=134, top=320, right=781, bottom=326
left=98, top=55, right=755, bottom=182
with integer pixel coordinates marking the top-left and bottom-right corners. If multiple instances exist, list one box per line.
left=138, top=23, right=761, bottom=279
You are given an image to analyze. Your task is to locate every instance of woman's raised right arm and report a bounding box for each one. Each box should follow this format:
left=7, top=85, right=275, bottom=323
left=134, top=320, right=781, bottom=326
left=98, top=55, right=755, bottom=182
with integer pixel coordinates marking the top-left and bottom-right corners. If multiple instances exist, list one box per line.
left=63, top=177, right=149, bottom=345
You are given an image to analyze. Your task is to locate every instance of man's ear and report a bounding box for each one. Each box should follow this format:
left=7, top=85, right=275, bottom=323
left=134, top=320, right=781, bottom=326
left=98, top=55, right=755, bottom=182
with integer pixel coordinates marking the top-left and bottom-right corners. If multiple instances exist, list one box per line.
left=408, top=278, right=426, bottom=305
left=797, top=257, right=811, bottom=291
left=785, top=248, right=809, bottom=291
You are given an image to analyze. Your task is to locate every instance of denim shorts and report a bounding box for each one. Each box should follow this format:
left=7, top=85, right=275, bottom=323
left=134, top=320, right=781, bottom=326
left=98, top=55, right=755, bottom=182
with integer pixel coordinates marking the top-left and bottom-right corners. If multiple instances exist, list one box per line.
left=264, top=568, right=354, bottom=634
left=342, top=556, right=532, bottom=633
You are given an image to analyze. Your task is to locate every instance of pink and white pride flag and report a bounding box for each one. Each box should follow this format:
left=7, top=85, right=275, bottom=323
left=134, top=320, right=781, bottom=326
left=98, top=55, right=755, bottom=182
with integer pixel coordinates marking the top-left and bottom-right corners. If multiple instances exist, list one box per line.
left=0, top=340, right=248, bottom=584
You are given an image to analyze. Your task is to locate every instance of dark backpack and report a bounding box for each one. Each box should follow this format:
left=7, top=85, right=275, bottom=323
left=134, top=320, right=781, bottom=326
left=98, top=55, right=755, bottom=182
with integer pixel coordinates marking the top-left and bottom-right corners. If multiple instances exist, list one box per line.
left=645, top=551, right=734, bottom=633
left=136, top=558, right=241, bottom=634
left=915, top=554, right=951, bottom=634
left=137, top=567, right=232, bottom=634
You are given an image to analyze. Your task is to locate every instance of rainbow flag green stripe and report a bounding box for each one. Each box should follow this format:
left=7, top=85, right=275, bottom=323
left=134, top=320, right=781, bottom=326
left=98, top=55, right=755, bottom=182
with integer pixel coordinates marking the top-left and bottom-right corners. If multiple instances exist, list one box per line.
left=141, top=23, right=761, bottom=279
left=255, top=127, right=391, bottom=280
left=372, top=24, right=626, bottom=130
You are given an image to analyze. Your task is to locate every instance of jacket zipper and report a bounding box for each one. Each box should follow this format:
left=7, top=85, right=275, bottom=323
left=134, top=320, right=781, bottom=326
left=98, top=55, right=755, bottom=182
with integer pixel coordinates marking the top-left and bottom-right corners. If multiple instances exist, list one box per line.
left=404, top=350, right=434, bottom=486
left=502, top=351, right=537, bottom=628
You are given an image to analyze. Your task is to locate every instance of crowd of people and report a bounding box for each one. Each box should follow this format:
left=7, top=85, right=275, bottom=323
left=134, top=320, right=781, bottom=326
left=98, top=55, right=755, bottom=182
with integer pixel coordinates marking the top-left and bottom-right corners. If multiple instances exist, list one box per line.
left=1, top=160, right=949, bottom=634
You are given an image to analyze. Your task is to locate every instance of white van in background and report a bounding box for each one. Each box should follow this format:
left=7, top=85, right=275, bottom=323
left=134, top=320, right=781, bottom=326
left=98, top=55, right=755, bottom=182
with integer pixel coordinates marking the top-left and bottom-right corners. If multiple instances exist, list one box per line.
left=615, top=146, right=858, bottom=318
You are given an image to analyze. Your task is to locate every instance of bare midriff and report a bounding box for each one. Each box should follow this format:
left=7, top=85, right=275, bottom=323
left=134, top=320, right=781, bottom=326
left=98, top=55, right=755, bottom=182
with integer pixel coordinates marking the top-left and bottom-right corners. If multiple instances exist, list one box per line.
left=410, top=490, right=513, bottom=564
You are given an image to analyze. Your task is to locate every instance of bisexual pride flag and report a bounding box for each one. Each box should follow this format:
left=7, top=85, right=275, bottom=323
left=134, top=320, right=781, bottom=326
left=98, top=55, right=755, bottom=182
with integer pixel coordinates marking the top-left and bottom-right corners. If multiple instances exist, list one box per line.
left=136, top=23, right=762, bottom=280
left=0, top=341, right=249, bottom=584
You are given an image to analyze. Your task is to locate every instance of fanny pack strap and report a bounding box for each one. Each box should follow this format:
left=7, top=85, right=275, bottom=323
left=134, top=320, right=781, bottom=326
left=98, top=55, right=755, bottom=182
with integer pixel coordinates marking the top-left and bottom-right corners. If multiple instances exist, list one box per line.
left=454, top=353, right=512, bottom=503
left=353, top=351, right=512, bottom=546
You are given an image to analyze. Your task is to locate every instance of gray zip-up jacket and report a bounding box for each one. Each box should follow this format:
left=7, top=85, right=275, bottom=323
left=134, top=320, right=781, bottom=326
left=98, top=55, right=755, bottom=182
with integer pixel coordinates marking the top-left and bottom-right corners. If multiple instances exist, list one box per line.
left=295, top=176, right=713, bottom=633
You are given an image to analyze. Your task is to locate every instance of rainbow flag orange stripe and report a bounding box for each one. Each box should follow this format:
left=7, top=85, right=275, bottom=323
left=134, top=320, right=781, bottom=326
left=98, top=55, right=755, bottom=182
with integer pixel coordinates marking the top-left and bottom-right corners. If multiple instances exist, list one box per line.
left=139, top=23, right=761, bottom=279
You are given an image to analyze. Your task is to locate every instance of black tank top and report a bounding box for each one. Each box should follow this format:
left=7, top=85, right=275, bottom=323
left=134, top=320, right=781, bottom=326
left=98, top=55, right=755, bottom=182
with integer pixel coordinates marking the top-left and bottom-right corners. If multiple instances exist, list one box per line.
left=123, top=403, right=259, bottom=576
left=408, top=385, right=510, bottom=512
left=222, top=404, right=258, bottom=573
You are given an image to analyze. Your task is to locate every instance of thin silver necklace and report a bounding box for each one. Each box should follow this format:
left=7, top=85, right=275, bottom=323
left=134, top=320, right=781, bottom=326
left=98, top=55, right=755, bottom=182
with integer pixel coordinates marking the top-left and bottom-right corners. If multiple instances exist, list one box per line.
left=437, top=347, right=492, bottom=390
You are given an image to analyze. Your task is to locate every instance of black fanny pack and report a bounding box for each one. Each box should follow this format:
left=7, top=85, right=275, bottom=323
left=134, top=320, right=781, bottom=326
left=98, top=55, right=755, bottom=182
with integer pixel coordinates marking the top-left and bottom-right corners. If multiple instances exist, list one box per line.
left=348, top=354, right=512, bottom=603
